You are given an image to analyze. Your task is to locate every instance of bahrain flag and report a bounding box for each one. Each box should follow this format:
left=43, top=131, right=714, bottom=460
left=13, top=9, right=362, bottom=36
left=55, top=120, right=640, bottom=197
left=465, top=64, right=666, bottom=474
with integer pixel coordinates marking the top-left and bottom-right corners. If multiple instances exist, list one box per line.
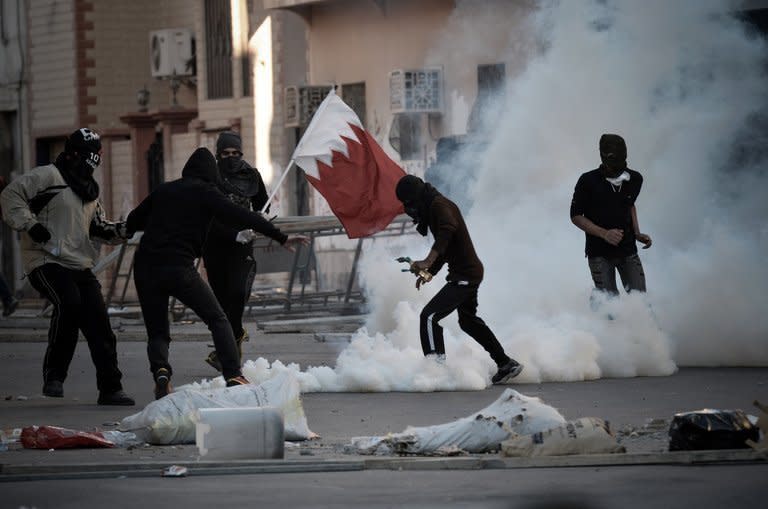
left=291, top=89, right=405, bottom=238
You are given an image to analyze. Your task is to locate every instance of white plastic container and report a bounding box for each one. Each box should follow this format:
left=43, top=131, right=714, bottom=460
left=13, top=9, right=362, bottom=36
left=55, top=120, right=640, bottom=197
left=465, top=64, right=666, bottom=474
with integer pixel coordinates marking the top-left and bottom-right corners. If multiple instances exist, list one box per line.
left=195, top=407, right=285, bottom=460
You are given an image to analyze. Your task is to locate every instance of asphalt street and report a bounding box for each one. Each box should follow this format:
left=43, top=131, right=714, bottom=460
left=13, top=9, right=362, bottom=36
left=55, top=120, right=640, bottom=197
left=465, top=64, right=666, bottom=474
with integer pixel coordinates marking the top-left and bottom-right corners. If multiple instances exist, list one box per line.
left=0, top=315, right=765, bottom=508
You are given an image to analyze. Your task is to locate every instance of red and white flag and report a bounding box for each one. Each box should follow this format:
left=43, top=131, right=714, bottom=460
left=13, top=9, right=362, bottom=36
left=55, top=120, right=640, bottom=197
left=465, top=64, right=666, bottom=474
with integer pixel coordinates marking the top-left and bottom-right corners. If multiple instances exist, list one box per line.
left=291, top=89, right=405, bottom=238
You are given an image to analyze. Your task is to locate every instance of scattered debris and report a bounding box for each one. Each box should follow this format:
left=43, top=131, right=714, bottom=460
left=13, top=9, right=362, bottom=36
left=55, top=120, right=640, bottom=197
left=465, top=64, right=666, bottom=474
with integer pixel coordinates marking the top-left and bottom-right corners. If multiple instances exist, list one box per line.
left=347, top=389, right=566, bottom=456
left=746, top=400, right=767, bottom=452
left=21, top=425, right=115, bottom=449
left=161, top=465, right=188, bottom=477
left=668, top=409, right=759, bottom=451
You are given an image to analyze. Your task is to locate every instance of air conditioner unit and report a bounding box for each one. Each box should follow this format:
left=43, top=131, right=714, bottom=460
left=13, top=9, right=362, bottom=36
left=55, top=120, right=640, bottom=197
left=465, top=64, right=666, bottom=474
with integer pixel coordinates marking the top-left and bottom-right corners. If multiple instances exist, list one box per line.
left=284, top=85, right=333, bottom=128
left=389, top=68, right=443, bottom=114
left=150, top=28, right=195, bottom=78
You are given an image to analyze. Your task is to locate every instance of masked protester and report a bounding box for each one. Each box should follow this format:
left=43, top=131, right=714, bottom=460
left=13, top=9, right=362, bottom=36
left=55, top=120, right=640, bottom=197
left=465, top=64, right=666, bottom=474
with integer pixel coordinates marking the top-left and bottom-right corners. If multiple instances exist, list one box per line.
left=395, top=175, right=524, bottom=385
left=126, top=147, right=307, bottom=399
left=570, top=134, right=652, bottom=305
left=0, top=128, right=135, bottom=405
left=202, top=131, right=269, bottom=372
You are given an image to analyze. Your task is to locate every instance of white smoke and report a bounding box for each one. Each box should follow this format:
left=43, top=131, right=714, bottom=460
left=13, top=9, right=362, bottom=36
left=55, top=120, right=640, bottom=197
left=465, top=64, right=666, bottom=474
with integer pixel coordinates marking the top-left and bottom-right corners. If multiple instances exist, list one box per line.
left=238, top=0, right=768, bottom=392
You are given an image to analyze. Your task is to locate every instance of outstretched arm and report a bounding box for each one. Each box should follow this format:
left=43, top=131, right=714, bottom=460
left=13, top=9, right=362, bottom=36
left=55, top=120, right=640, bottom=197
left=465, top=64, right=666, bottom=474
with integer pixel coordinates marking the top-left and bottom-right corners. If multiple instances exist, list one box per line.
left=126, top=194, right=153, bottom=235
left=90, top=201, right=129, bottom=244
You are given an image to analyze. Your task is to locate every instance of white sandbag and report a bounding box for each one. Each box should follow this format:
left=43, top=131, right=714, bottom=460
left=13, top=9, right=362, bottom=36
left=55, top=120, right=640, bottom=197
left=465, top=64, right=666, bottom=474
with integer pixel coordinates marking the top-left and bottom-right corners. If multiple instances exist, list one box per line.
left=348, top=389, right=566, bottom=455
left=119, top=371, right=314, bottom=444
left=501, top=417, right=625, bottom=457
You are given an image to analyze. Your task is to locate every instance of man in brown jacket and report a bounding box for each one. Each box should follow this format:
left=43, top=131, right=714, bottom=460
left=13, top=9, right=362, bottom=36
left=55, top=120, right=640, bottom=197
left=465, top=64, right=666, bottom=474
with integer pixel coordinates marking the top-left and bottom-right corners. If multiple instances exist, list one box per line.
left=395, top=175, right=523, bottom=384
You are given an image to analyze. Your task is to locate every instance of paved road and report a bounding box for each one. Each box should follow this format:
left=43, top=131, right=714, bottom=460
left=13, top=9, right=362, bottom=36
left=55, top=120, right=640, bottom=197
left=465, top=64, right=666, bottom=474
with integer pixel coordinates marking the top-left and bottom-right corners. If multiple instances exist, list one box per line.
left=0, top=320, right=766, bottom=507
left=4, top=465, right=767, bottom=509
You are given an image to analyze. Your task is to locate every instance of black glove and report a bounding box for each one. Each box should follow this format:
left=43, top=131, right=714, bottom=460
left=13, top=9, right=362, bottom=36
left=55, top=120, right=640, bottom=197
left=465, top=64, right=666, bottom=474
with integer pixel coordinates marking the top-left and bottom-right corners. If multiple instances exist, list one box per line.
left=28, top=223, right=51, bottom=244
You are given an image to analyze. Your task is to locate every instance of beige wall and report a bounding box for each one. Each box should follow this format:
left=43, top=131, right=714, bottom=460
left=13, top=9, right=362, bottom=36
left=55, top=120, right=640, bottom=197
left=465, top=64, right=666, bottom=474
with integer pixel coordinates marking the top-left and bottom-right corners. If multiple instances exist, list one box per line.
left=168, top=132, right=199, bottom=181
left=194, top=2, right=306, bottom=216
left=28, top=0, right=78, bottom=133
left=304, top=0, right=533, bottom=154
left=89, top=0, right=198, bottom=131
left=109, top=139, right=135, bottom=219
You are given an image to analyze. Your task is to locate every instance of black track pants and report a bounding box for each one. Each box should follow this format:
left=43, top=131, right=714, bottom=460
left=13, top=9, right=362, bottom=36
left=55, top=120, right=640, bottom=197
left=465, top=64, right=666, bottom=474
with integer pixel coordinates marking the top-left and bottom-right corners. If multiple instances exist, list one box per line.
left=28, top=263, right=124, bottom=392
left=419, top=281, right=510, bottom=367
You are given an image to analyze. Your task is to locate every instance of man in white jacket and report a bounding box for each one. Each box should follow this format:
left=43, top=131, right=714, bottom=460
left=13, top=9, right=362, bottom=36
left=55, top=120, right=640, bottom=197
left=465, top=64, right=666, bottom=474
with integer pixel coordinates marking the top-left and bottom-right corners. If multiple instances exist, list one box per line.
left=0, top=128, right=135, bottom=405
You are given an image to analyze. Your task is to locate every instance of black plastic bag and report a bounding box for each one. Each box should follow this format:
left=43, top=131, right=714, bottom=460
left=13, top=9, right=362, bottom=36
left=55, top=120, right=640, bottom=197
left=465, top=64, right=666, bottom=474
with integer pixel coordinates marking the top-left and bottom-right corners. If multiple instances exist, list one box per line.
left=668, top=409, right=758, bottom=451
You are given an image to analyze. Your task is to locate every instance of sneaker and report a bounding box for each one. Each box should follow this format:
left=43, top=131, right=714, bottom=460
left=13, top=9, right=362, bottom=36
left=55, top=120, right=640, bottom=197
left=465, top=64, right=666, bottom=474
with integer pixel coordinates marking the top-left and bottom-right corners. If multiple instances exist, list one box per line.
left=492, top=360, right=524, bottom=385
left=2, top=297, right=19, bottom=317
left=426, top=353, right=446, bottom=365
left=154, top=368, right=173, bottom=400
left=42, top=379, right=64, bottom=398
left=225, top=375, right=250, bottom=387
left=97, top=389, right=135, bottom=406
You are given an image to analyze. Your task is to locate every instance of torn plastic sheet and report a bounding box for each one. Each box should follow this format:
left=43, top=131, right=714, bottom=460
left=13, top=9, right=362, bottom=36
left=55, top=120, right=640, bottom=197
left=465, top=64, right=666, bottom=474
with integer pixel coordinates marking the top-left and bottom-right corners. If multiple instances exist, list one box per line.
left=347, top=389, right=566, bottom=455
left=119, top=371, right=314, bottom=445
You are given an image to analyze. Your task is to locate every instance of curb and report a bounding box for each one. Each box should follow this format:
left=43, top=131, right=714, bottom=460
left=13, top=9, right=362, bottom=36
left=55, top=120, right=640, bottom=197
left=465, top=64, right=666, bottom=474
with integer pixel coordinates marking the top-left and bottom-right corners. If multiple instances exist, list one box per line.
left=1, top=449, right=764, bottom=482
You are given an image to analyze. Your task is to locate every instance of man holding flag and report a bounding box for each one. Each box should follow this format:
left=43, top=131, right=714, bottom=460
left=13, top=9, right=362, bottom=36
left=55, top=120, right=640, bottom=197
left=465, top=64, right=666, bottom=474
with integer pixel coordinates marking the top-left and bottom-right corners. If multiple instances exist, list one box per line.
left=287, top=89, right=521, bottom=385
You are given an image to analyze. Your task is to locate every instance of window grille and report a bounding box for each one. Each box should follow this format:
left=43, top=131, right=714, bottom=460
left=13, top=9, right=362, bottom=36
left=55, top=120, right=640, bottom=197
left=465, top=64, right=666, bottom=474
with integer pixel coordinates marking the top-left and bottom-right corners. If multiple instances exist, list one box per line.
left=205, top=0, right=233, bottom=99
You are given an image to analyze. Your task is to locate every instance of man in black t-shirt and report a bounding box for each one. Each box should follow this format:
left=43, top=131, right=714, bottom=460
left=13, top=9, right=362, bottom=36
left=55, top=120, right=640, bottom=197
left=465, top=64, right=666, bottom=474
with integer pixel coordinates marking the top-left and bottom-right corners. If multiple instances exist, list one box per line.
left=570, top=134, right=652, bottom=301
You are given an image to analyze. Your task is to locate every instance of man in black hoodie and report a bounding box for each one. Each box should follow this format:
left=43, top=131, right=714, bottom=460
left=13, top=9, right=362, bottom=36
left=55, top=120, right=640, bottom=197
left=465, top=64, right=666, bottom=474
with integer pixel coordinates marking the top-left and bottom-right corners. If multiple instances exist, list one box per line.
left=395, top=175, right=524, bottom=385
left=126, top=148, right=306, bottom=399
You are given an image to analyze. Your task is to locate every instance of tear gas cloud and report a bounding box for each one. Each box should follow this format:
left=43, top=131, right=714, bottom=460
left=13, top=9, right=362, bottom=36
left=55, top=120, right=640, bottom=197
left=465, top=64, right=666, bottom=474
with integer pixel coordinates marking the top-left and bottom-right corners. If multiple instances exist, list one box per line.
left=241, top=0, right=768, bottom=392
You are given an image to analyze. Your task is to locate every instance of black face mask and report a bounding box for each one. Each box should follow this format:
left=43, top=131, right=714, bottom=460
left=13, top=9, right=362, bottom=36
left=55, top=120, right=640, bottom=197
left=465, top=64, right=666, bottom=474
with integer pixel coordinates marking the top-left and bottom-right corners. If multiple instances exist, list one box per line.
left=54, top=152, right=100, bottom=202
left=403, top=202, right=420, bottom=222
left=74, top=151, right=100, bottom=179
left=218, top=156, right=242, bottom=176
left=217, top=157, right=263, bottom=198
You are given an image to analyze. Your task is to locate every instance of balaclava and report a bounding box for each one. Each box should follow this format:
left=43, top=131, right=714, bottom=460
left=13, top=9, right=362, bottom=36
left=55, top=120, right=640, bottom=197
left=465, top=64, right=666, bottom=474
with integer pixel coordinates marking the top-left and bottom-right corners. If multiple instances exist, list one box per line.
left=395, top=175, right=440, bottom=236
left=216, top=131, right=243, bottom=177
left=599, top=133, right=628, bottom=178
left=216, top=131, right=242, bottom=156
left=215, top=131, right=261, bottom=198
left=54, top=127, right=102, bottom=202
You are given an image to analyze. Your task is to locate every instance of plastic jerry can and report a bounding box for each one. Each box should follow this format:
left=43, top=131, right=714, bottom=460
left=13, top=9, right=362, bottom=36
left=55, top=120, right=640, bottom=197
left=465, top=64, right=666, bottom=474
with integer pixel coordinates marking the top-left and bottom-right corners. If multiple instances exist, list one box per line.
left=195, top=407, right=285, bottom=459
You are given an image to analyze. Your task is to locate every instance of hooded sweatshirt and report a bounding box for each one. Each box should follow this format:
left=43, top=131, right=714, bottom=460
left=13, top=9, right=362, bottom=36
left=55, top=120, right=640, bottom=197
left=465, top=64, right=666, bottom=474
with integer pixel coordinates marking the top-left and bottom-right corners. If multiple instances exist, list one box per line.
left=126, top=148, right=287, bottom=267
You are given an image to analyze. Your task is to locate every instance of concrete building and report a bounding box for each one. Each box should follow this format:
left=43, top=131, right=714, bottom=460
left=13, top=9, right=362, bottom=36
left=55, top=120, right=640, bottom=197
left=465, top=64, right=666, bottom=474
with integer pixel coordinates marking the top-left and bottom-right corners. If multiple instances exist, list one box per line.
left=5, top=0, right=765, bottom=299
left=0, top=0, right=308, bottom=296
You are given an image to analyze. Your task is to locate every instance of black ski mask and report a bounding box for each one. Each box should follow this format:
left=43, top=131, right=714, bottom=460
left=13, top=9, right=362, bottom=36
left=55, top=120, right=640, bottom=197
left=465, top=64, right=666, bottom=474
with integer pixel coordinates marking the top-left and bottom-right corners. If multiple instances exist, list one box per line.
left=218, top=158, right=263, bottom=198
left=55, top=128, right=102, bottom=202
left=599, top=133, right=628, bottom=178
left=395, top=175, right=440, bottom=236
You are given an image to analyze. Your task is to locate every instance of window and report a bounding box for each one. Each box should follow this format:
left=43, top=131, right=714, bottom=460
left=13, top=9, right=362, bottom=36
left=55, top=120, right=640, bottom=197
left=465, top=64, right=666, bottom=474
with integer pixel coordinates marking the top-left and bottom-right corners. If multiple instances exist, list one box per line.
left=468, top=63, right=506, bottom=133
left=389, top=113, right=422, bottom=161
left=205, top=0, right=233, bottom=99
left=342, top=82, right=366, bottom=127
